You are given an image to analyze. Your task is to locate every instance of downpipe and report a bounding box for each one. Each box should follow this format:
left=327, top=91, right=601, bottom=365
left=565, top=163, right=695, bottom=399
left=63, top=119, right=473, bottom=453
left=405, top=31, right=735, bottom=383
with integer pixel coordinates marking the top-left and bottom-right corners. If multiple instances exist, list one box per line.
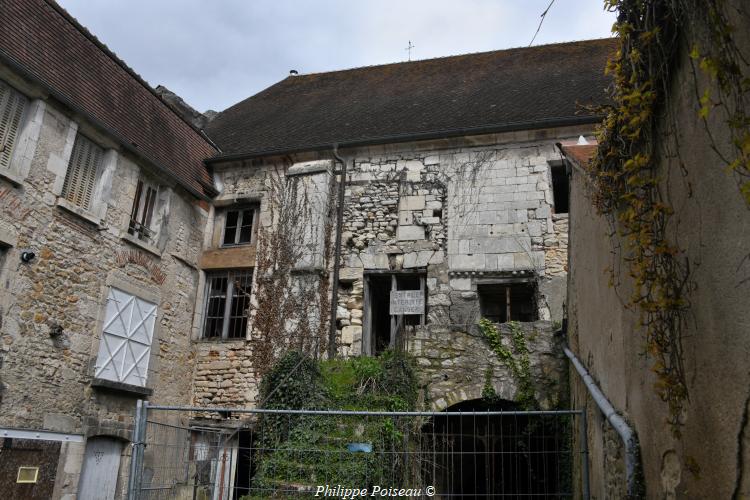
left=564, top=346, right=641, bottom=498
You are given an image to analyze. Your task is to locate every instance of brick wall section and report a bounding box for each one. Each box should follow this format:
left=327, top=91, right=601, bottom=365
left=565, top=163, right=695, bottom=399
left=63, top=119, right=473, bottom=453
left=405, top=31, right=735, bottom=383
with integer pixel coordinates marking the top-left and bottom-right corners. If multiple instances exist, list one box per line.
left=0, top=0, right=216, bottom=196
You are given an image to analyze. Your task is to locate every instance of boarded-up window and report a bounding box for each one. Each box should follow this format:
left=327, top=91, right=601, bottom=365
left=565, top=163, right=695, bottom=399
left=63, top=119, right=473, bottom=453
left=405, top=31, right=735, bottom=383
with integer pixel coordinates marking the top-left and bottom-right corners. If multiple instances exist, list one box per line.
left=128, top=178, right=158, bottom=244
left=61, top=134, right=103, bottom=210
left=0, top=81, right=27, bottom=170
left=94, top=288, right=157, bottom=387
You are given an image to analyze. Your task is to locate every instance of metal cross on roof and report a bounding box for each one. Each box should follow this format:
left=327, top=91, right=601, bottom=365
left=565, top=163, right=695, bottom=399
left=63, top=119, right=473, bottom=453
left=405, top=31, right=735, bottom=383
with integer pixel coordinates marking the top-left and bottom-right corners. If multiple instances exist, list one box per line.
left=405, top=40, right=415, bottom=61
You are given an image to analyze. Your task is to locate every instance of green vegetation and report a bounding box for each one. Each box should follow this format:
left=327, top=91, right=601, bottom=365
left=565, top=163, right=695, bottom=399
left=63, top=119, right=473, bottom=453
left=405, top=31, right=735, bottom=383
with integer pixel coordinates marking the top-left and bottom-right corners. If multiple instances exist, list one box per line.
left=244, top=351, right=420, bottom=498
left=479, top=319, right=537, bottom=409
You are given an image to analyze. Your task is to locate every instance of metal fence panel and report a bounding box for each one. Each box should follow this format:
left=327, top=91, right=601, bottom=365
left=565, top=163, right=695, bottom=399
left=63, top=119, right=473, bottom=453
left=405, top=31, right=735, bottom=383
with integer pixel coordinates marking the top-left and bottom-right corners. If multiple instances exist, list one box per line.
left=129, top=405, right=587, bottom=500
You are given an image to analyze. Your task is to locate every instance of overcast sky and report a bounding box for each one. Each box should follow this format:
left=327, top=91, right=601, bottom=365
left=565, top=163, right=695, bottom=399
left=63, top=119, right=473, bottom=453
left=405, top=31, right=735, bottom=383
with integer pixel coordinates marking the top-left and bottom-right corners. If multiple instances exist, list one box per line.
left=58, top=0, right=616, bottom=113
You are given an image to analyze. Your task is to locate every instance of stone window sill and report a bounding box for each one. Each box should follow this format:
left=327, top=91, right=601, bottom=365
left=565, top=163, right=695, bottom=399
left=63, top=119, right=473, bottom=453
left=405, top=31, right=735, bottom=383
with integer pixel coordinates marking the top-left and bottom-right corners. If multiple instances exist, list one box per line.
left=55, top=198, right=102, bottom=227
left=121, top=231, right=162, bottom=258
left=91, top=378, right=153, bottom=396
left=0, top=169, right=25, bottom=187
left=193, top=337, right=249, bottom=344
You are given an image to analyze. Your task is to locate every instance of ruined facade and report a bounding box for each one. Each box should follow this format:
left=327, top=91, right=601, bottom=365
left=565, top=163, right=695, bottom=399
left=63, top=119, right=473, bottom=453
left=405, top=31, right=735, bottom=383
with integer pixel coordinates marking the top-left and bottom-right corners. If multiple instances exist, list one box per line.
left=0, top=1, right=616, bottom=498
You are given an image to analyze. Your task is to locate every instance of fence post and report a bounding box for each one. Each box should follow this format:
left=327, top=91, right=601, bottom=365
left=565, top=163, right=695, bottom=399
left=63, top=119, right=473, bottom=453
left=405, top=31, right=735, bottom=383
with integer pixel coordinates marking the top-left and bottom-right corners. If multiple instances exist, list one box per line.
left=579, top=410, right=591, bottom=500
left=127, top=400, right=143, bottom=500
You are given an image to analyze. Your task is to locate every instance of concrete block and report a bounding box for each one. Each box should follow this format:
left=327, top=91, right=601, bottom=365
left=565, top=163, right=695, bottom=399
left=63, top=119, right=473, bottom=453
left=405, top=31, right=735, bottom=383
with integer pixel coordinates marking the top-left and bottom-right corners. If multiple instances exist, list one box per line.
left=360, top=252, right=389, bottom=269
left=400, top=195, right=426, bottom=211
left=398, top=211, right=413, bottom=225
left=449, top=278, right=472, bottom=290
left=397, top=225, right=426, bottom=241
left=403, top=250, right=434, bottom=268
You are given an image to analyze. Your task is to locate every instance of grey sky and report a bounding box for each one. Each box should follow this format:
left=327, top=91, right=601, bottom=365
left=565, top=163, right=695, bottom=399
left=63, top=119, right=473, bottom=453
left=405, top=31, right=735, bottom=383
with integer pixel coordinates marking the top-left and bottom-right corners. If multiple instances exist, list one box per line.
left=58, top=0, right=616, bottom=113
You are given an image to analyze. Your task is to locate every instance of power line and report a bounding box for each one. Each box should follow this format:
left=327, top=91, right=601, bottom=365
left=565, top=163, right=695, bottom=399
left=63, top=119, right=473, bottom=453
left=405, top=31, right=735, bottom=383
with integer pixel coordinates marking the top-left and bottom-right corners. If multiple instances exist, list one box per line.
left=529, top=0, right=556, bottom=47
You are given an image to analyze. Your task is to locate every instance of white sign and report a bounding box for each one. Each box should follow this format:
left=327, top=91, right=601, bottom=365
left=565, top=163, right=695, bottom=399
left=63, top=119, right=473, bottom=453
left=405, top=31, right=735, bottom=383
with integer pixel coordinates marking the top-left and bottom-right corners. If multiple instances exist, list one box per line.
left=390, top=290, right=425, bottom=315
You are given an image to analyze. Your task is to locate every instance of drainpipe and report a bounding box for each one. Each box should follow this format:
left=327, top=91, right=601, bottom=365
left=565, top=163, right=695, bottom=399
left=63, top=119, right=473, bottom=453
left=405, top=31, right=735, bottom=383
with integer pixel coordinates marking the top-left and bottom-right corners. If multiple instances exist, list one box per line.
left=328, top=145, right=348, bottom=359
left=564, top=346, right=641, bottom=498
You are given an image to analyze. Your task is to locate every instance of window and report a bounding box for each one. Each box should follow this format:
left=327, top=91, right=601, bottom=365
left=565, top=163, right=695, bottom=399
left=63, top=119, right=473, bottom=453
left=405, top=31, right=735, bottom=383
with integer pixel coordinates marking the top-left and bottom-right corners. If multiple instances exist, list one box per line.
left=203, top=270, right=253, bottom=339
left=0, top=81, right=27, bottom=170
left=479, top=282, right=537, bottom=323
left=549, top=161, right=569, bottom=214
left=221, top=207, right=256, bottom=246
left=128, top=178, right=158, bottom=244
left=94, top=287, right=157, bottom=387
left=61, top=134, right=103, bottom=210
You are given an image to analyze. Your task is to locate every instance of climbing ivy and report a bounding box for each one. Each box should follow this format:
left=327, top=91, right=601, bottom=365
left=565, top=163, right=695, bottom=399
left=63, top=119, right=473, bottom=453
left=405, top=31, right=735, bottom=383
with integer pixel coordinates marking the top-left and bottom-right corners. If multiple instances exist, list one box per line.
left=479, top=318, right=537, bottom=409
left=589, top=0, right=749, bottom=436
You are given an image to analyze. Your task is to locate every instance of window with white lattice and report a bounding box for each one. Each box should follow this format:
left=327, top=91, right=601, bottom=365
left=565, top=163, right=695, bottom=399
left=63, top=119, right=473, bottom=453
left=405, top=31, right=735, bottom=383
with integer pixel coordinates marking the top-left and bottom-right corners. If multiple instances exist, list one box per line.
left=94, top=287, right=157, bottom=387
left=61, top=134, right=103, bottom=210
left=0, top=80, right=28, bottom=171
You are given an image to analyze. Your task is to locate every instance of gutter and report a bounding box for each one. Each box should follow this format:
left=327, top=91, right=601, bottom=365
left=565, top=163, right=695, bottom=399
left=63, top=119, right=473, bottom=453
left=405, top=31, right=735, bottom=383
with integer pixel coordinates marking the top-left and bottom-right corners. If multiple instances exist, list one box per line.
left=564, top=346, right=641, bottom=498
left=328, top=145, right=348, bottom=359
left=205, top=115, right=603, bottom=164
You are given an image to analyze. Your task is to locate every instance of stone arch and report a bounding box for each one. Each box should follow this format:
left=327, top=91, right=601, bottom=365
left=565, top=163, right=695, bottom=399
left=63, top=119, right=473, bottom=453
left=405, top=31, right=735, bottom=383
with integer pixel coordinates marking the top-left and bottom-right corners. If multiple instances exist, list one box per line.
left=429, top=379, right=517, bottom=411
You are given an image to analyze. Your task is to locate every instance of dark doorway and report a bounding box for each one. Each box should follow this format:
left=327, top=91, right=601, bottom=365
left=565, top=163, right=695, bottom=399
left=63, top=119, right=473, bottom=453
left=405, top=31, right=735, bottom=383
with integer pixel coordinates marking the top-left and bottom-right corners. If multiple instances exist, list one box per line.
left=232, top=430, right=254, bottom=499
left=424, top=400, right=570, bottom=499
left=365, top=273, right=425, bottom=355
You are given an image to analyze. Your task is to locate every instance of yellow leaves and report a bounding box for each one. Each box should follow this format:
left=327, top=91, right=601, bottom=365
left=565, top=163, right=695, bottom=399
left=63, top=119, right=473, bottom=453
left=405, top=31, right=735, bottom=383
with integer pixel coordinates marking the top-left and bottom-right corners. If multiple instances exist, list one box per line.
left=698, top=89, right=712, bottom=119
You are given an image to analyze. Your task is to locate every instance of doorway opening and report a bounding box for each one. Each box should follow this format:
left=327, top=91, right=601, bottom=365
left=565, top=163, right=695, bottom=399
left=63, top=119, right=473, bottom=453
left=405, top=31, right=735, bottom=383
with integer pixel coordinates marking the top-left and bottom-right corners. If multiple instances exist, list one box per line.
left=364, top=272, right=425, bottom=355
left=425, top=399, right=570, bottom=499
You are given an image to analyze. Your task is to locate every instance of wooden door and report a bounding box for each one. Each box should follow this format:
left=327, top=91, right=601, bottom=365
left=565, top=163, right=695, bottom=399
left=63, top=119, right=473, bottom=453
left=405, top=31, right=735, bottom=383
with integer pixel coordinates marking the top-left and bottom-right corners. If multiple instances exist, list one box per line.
left=77, top=437, right=124, bottom=500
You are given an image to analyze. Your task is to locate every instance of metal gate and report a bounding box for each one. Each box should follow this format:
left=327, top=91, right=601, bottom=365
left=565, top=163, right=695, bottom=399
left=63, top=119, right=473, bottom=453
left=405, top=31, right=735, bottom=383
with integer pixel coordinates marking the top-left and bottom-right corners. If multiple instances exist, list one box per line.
left=128, top=401, right=589, bottom=499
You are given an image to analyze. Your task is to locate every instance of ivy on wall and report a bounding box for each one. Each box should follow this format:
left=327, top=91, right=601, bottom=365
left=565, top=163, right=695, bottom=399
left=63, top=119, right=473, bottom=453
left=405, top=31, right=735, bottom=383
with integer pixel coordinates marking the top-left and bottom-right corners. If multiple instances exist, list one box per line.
left=589, top=0, right=749, bottom=435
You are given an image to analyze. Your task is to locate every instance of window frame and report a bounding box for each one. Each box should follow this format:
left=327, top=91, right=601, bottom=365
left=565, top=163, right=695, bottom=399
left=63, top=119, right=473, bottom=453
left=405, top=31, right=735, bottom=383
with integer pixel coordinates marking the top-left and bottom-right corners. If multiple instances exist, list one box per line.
left=478, top=280, right=538, bottom=323
left=201, top=269, right=254, bottom=340
left=219, top=206, right=258, bottom=248
left=0, top=80, right=28, bottom=172
left=60, top=133, right=104, bottom=211
left=128, top=177, right=159, bottom=244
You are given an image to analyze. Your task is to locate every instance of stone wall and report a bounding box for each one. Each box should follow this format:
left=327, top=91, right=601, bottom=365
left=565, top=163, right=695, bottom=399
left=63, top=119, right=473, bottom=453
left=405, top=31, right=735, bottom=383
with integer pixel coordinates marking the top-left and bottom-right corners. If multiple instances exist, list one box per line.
left=567, top=16, right=750, bottom=498
left=0, top=71, right=207, bottom=498
left=407, top=321, right=566, bottom=410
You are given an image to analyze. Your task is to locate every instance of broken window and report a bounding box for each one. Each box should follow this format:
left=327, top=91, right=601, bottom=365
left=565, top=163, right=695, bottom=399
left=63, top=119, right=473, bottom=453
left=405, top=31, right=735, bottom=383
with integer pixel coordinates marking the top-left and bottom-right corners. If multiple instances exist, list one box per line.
left=549, top=161, right=569, bottom=214
left=128, top=178, right=158, bottom=244
left=478, top=282, right=537, bottom=323
left=202, top=270, right=253, bottom=339
left=221, top=207, right=256, bottom=247
left=364, top=272, right=425, bottom=355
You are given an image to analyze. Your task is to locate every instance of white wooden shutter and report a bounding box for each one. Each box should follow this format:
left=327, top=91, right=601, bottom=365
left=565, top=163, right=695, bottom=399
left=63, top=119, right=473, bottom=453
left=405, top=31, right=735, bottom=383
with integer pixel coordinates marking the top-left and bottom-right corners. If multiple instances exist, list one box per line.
left=95, top=288, right=157, bottom=387
left=62, top=134, right=103, bottom=210
left=0, top=81, right=27, bottom=170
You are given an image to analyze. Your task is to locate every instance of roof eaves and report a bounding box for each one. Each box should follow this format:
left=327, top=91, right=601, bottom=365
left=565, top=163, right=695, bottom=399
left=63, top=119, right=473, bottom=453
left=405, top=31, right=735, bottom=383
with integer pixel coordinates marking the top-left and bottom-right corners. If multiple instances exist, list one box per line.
left=0, top=48, right=214, bottom=201
left=206, top=114, right=604, bottom=164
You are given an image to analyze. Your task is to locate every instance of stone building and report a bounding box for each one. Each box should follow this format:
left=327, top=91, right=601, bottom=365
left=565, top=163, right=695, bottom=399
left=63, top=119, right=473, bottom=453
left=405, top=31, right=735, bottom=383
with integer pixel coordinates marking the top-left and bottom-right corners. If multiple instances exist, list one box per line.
left=0, top=0, right=616, bottom=498
left=0, top=1, right=216, bottom=498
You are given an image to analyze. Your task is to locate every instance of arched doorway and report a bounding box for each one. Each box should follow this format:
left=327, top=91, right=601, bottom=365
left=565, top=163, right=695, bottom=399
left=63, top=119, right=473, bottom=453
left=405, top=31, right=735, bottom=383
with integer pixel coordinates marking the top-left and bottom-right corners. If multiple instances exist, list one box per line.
left=424, top=399, right=568, bottom=498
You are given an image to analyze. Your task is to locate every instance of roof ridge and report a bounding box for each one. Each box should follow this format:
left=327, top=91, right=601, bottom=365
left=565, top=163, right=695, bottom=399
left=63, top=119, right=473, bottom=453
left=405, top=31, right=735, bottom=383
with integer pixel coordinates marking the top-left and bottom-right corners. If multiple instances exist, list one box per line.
left=43, top=0, right=215, bottom=144
left=289, top=37, right=615, bottom=79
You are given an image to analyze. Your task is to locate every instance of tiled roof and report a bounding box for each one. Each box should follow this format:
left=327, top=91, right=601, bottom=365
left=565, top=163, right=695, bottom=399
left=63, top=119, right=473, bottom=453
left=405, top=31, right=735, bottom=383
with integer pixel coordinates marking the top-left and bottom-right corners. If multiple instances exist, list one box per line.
left=559, top=144, right=597, bottom=167
left=206, top=38, right=616, bottom=160
left=0, top=0, right=216, bottom=197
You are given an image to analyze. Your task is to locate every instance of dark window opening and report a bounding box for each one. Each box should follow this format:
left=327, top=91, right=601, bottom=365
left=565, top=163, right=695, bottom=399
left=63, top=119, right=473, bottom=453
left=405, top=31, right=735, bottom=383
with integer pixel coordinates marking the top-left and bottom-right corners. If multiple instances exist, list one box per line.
left=202, top=270, right=253, bottom=339
left=550, top=163, right=569, bottom=213
left=128, top=179, right=158, bottom=244
left=222, top=207, right=256, bottom=247
left=366, top=273, right=425, bottom=355
left=478, top=282, right=537, bottom=323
